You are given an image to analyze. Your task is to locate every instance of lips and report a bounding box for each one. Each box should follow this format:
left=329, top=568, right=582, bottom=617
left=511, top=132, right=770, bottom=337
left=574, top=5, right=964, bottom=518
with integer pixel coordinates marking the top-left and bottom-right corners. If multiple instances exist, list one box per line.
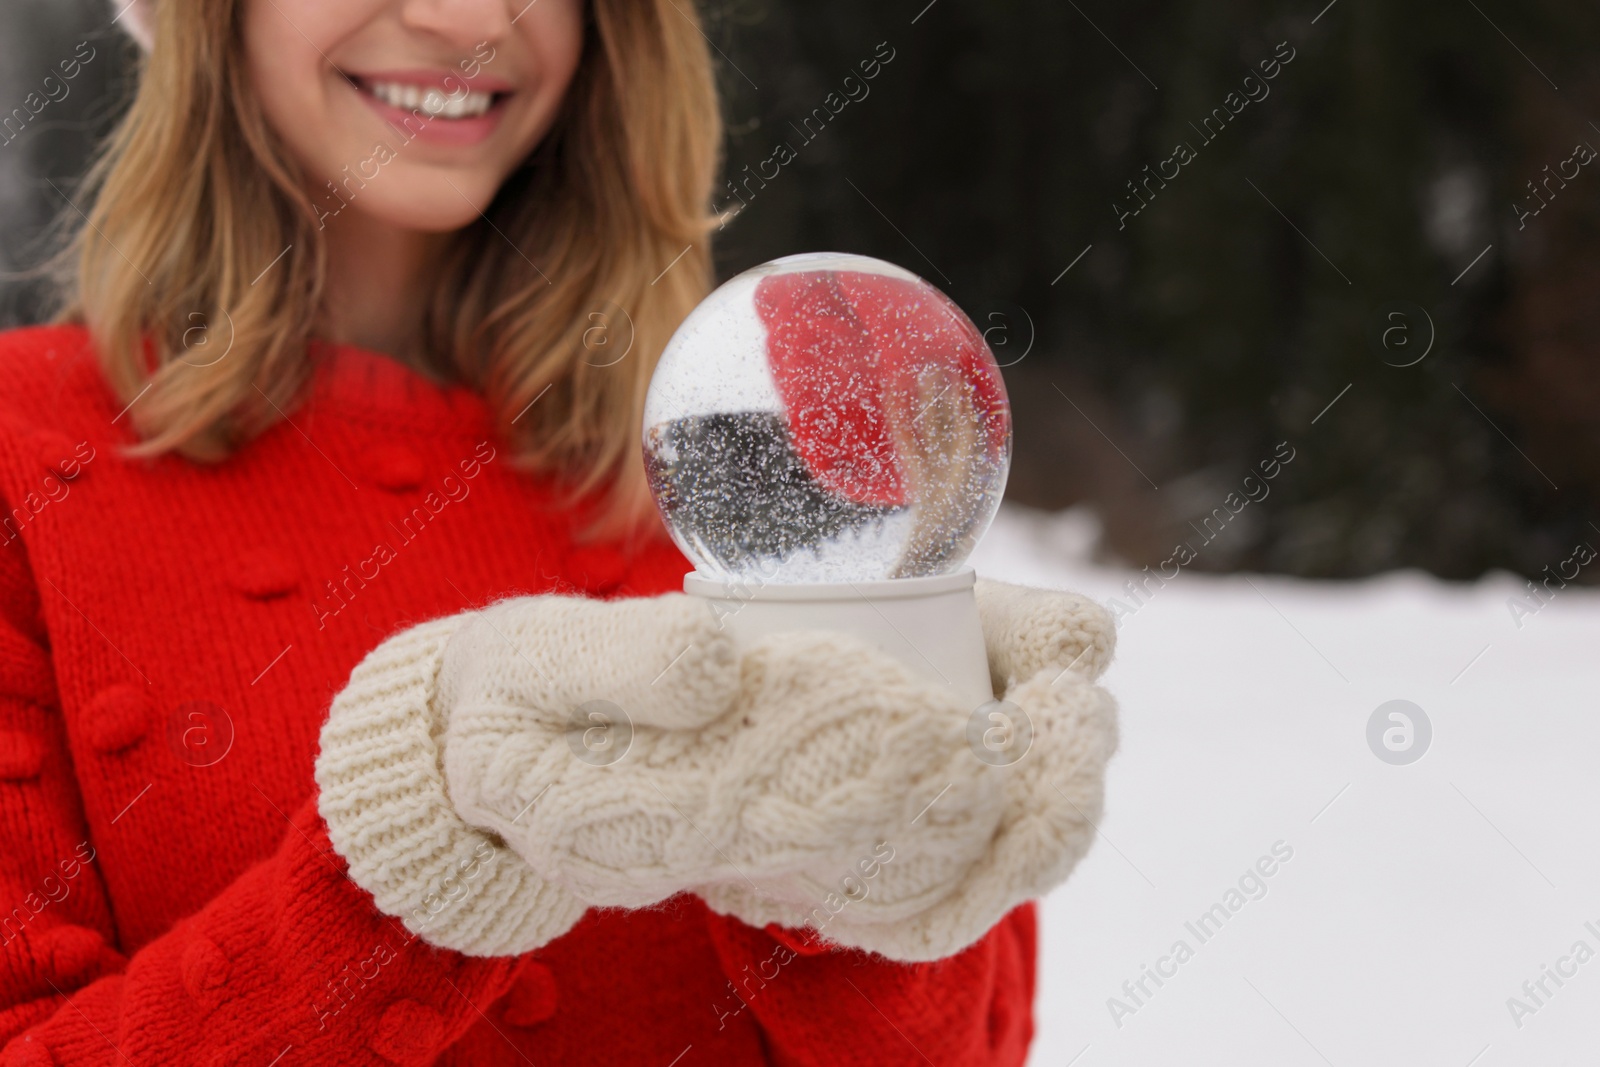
left=344, top=69, right=515, bottom=146
left=754, top=270, right=1010, bottom=508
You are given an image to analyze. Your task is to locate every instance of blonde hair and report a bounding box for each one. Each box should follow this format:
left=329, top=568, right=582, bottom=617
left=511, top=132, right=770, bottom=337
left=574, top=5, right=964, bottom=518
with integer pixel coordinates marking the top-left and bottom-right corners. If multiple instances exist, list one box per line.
left=56, top=0, right=723, bottom=535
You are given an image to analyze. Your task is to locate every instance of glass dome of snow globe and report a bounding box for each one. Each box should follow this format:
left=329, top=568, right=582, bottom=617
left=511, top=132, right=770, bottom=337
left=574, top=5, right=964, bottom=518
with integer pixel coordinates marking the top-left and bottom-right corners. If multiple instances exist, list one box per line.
left=643, top=252, right=1012, bottom=584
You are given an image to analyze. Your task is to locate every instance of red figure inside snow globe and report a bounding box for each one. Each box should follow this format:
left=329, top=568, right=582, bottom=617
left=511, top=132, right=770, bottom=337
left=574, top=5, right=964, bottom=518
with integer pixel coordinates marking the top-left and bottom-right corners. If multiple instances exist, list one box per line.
left=643, top=252, right=1011, bottom=704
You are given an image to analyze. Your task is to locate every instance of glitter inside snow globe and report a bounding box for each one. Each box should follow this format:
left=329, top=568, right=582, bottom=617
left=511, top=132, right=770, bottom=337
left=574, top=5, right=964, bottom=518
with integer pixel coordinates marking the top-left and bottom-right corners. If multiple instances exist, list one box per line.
left=643, top=252, right=1011, bottom=705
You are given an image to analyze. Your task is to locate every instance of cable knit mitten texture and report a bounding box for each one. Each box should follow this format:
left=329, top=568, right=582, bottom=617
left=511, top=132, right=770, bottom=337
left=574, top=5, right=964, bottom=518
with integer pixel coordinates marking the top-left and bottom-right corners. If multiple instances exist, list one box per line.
left=320, top=579, right=1117, bottom=963
left=700, top=579, right=1118, bottom=960
left=436, top=581, right=1116, bottom=963
left=437, top=598, right=1002, bottom=918
left=315, top=617, right=588, bottom=957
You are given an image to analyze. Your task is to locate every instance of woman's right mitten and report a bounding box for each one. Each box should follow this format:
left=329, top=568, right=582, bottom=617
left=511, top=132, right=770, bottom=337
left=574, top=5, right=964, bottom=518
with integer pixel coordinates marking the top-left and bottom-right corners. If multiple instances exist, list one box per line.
left=436, top=595, right=1006, bottom=925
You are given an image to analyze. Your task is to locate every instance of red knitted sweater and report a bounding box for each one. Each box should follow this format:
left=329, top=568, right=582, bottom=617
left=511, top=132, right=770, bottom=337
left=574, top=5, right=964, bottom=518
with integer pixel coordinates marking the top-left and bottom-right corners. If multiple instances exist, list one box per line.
left=0, top=324, right=1036, bottom=1066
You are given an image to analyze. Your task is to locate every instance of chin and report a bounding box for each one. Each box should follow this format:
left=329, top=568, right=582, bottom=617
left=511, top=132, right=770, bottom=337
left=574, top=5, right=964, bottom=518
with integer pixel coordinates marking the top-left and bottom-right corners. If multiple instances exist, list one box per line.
left=326, top=176, right=506, bottom=235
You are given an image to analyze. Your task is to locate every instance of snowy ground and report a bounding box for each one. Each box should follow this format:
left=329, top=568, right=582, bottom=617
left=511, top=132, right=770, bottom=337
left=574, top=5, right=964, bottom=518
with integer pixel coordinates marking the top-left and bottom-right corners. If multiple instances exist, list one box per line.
left=969, top=506, right=1600, bottom=1067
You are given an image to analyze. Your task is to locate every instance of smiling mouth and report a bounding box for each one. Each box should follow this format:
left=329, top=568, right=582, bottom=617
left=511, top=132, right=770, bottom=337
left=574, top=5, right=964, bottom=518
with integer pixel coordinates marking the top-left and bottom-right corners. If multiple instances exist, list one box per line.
left=353, top=77, right=507, bottom=120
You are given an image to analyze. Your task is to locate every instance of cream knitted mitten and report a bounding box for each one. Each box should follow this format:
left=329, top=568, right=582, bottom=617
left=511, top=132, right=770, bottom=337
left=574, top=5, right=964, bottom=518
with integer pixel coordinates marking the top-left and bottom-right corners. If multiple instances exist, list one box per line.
left=697, top=580, right=1118, bottom=960
left=317, top=579, right=1117, bottom=962
left=315, top=618, right=588, bottom=957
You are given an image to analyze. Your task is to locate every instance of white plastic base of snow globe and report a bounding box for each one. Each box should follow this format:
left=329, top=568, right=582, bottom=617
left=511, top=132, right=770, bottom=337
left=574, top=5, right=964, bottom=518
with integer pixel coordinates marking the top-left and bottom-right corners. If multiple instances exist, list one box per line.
left=683, top=567, right=994, bottom=709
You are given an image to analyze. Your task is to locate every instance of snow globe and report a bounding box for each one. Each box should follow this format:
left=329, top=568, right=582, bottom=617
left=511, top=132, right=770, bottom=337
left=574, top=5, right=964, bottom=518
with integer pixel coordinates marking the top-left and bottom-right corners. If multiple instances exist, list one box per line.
left=643, top=253, right=1011, bottom=706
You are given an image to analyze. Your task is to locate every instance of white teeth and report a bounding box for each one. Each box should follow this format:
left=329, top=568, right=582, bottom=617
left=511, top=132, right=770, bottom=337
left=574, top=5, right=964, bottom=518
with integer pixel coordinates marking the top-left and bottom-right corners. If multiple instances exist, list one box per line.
left=364, top=80, right=495, bottom=119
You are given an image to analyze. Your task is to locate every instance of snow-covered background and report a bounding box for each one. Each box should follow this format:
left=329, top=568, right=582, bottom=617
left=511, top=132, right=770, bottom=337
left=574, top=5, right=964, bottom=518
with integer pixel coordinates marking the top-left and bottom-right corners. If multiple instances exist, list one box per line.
left=969, top=507, right=1600, bottom=1067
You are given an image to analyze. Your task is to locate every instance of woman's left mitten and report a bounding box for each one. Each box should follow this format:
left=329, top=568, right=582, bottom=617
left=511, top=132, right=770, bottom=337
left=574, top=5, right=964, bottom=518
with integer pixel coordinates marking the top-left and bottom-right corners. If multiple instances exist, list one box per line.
left=806, top=579, right=1120, bottom=961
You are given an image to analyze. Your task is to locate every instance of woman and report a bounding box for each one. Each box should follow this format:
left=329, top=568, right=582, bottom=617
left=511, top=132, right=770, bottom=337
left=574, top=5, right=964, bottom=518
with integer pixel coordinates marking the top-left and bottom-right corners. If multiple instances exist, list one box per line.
left=0, top=0, right=1117, bottom=1063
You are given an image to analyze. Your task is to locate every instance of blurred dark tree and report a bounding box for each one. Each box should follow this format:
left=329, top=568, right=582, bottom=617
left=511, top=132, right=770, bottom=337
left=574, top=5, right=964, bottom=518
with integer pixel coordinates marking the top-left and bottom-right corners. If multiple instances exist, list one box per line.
left=703, top=0, right=1600, bottom=581
left=3, top=0, right=1597, bottom=581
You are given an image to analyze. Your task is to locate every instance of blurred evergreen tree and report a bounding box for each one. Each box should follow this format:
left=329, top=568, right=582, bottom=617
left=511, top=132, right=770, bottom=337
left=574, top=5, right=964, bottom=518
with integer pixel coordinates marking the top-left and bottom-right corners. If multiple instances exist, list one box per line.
left=706, top=0, right=1600, bottom=580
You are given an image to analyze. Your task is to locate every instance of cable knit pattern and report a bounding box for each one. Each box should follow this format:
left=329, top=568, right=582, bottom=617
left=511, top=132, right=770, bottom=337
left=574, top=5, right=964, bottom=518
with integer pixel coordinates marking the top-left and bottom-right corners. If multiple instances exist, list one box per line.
left=437, top=594, right=742, bottom=734
left=797, top=668, right=1117, bottom=960
left=700, top=632, right=1118, bottom=961
left=319, top=586, right=1119, bottom=964
left=315, top=617, right=587, bottom=957
left=442, top=606, right=1000, bottom=918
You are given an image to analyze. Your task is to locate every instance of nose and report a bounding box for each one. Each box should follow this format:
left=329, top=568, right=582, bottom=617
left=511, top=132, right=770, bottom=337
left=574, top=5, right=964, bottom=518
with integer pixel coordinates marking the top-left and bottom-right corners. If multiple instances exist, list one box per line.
left=398, top=0, right=514, bottom=53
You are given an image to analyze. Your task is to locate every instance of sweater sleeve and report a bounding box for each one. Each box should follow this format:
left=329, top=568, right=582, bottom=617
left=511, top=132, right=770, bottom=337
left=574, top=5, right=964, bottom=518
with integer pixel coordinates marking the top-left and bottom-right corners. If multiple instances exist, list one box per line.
left=701, top=906, right=1038, bottom=1066
left=0, top=525, right=522, bottom=1065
